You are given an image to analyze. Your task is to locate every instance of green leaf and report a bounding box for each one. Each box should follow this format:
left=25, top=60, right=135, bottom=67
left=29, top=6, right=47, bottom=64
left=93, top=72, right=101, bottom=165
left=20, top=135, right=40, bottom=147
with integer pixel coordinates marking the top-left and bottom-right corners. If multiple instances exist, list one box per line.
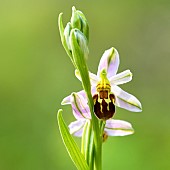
left=57, top=109, right=89, bottom=170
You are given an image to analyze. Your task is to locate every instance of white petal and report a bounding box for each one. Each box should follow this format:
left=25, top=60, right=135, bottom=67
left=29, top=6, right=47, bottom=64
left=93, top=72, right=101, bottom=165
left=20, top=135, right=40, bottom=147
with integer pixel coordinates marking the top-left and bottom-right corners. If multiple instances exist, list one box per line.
left=68, top=119, right=86, bottom=137
left=61, top=95, right=71, bottom=105
left=97, top=47, right=120, bottom=78
left=112, top=85, right=142, bottom=112
left=89, top=72, right=99, bottom=85
left=75, top=69, right=98, bottom=85
left=91, top=85, right=97, bottom=96
left=105, top=119, right=134, bottom=136
left=61, top=90, right=86, bottom=105
left=110, top=70, right=132, bottom=85
left=70, top=93, right=91, bottom=119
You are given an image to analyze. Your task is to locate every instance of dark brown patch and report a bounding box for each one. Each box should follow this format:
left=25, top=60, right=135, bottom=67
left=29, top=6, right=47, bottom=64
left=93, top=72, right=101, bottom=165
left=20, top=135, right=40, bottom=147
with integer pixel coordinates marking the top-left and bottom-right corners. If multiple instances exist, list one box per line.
left=99, top=90, right=108, bottom=99
left=93, top=93, right=116, bottom=120
left=109, top=93, right=115, bottom=101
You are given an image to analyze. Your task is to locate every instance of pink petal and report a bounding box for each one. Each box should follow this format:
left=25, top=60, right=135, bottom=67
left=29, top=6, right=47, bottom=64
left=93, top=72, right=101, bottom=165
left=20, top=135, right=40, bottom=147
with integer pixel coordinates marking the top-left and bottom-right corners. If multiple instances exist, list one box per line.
left=97, top=47, right=120, bottom=78
left=61, top=90, right=86, bottom=105
left=70, top=93, right=91, bottom=119
left=112, top=85, right=142, bottom=112
left=91, top=86, right=97, bottom=96
left=68, top=119, right=86, bottom=137
left=105, top=119, right=134, bottom=136
left=110, top=70, right=132, bottom=85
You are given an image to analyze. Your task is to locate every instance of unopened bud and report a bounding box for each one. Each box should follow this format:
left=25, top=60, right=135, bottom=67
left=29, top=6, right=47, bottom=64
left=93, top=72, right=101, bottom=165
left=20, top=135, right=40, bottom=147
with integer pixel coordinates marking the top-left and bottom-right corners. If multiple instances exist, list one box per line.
left=64, top=22, right=72, bottom=50
left=71, top=29, right=89, bottom=59
left=71, top=6, right=89, bottom=42
left=76, top=10, right=89, bottom=42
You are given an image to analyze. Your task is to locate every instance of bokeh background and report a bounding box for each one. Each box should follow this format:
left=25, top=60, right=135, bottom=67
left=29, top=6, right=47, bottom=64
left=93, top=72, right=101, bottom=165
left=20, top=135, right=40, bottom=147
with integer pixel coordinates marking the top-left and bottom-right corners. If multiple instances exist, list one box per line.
left=1, top=0, right=170, bottom=169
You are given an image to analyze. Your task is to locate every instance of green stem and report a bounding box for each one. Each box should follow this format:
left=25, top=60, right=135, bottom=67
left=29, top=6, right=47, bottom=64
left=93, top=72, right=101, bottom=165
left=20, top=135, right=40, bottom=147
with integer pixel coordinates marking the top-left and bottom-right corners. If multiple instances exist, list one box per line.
left=89, top=134, right=95, bottom=170
left=93, top=120, right=106, bottom=170
left=99, top=120, right=106, bottom=169
left=81, top=120, right=89, bottom=155
left=70, top=30, right=101, bottom=170
left=81, top=120, right=95, bottom=169
left=84, top=120, right=92, bottom=164
left=87, top=94, right=101, bottom=170
left=100, top=120, right=106, bottom=136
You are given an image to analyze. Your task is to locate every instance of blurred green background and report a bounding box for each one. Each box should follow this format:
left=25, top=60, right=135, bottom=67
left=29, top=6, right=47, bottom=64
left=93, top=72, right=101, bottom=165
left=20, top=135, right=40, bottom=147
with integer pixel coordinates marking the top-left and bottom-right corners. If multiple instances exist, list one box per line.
left=1, top=0, right=170, bottom=169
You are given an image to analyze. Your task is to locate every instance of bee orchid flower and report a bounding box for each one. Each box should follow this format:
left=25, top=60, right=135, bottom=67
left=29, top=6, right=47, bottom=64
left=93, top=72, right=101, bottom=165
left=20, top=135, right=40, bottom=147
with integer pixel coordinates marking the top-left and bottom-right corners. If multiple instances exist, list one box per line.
left=63, top=92, right=134, bottom=138
left=62, top=47, right=142, bottom=120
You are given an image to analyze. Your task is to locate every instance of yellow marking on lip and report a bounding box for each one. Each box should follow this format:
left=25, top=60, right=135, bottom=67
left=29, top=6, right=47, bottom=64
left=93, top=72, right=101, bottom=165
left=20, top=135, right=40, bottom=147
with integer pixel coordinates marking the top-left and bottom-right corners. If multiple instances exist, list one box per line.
left=96, top=70, right=111, bottom=92
left=93, top=69, right=116, bottom=120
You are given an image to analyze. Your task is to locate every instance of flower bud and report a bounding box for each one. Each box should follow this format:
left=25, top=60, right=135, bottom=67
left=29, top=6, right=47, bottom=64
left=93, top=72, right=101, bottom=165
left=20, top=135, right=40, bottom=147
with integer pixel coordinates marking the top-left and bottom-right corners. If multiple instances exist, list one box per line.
left=71, top=29, right=89, bottom=59
left=71, top=6, right=89, bottom=42
left=71, top=7, right=81, bottom=30
left=58, top=7, right=89, bottom=69
left=64, top=22, right=72, bottom=50
left=70, top=28, right=91, bottom=92
left=76, top=10, right=89, bottom=42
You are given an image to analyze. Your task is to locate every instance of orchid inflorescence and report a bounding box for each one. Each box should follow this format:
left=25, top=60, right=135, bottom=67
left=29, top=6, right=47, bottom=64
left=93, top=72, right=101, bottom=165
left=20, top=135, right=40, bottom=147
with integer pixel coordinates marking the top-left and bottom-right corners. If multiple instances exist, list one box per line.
left=57, top=6, right=142, bottom=170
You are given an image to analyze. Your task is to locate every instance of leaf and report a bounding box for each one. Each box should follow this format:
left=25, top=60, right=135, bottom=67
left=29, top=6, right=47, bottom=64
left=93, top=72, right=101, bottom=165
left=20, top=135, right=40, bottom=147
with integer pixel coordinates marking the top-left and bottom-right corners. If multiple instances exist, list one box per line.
left=57, top=109, right=89, bottom=170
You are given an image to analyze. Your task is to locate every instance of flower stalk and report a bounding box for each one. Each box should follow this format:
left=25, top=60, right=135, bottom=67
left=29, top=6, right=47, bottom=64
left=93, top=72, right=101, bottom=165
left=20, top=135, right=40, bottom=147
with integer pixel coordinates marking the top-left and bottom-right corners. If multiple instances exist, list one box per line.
left=70, top=21, right=102, bottom=170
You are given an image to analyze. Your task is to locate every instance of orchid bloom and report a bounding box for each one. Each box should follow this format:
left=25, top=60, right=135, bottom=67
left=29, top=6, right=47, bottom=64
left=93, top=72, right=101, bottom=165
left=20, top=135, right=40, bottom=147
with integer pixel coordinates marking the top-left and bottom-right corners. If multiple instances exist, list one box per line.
left=63, top=92, right=134, bottom=137
left=63, top=47, right=142, bottom=120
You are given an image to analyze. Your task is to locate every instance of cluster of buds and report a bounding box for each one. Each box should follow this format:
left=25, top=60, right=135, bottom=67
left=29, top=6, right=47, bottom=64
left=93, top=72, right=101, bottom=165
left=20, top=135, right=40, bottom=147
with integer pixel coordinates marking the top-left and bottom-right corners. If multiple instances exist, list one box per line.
left=58, top=6, right=89, bottom=67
